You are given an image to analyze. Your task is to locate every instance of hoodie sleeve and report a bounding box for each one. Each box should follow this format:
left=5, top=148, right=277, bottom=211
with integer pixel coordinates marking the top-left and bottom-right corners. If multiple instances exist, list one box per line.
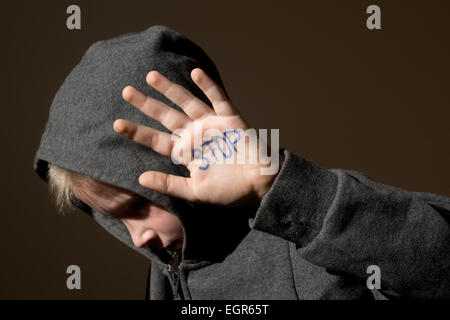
left=249, top=149, right=450, bottom=298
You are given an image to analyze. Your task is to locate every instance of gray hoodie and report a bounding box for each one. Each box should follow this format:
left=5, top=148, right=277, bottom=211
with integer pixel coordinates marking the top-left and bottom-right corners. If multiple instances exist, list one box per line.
left=34, top=25, right=450, bottom=300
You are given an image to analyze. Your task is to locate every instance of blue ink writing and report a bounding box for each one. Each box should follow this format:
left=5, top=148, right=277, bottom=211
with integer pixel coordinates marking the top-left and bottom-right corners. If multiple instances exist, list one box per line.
left=193, top=130, right=241, bottom=170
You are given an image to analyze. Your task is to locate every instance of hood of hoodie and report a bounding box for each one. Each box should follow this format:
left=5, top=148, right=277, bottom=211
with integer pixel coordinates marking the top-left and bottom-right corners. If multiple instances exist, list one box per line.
left=34, top=25, right=256, bottom=268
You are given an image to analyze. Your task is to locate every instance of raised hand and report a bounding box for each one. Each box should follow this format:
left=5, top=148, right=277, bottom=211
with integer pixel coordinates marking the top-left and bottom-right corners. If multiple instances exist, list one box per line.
left=113, top=68, right=282, bottom=206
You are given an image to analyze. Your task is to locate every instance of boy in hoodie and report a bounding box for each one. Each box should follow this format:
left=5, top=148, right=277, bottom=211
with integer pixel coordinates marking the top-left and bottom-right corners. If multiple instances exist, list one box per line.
left=34, top=25, right=450, bottom=300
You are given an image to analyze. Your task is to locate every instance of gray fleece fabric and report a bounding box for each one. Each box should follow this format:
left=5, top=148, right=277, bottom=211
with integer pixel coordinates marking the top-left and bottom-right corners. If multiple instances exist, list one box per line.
left=34, top=25, right=450, bottom=299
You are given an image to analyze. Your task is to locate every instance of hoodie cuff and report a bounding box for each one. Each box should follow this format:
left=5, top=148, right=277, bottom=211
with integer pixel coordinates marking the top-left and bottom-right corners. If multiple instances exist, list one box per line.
left=249, top=149, right=339, bottom=247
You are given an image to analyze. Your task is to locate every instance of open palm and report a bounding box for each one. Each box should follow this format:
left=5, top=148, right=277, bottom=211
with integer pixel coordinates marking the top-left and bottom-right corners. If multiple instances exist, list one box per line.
left=113, top=68, right=278, bottom=206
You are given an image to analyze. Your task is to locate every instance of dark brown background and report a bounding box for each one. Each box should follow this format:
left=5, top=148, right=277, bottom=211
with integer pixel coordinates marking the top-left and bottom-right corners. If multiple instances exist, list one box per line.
left=1, top=0, right=449, bottom=299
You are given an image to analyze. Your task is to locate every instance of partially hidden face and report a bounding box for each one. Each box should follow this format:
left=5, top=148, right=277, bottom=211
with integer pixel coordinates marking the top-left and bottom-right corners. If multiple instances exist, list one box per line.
left=73, top=177, right=184, bottom=252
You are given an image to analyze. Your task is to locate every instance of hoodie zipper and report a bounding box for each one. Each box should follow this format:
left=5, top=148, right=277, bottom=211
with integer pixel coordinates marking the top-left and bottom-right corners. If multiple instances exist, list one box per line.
left=167, top=264, right=183, bottom=299
left=166, top=247, right=183, bottom=300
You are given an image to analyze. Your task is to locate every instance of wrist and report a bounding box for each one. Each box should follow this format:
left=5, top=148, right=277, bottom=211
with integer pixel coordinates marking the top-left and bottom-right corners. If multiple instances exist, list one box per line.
left=252, top=152, right=285, bottom=205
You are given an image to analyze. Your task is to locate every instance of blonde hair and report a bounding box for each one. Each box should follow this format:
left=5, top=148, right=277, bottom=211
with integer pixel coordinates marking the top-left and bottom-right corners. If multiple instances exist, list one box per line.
left=47, top=164, right=85, bottom=214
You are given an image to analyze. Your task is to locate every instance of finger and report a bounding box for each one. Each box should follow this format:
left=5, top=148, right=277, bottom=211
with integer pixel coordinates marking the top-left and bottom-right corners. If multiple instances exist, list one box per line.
left=122, top=86, right=191, bottom=132
left=113, top=119, right=175, bottom=157
left=139, top=171, right=197, bottom=202
left=191, top=68, right=239, bottom=116
left=146, top=71, right=215, bottom=119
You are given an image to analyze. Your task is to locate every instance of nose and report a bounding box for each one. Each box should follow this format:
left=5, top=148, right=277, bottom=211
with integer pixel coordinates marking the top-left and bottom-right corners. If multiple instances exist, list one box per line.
left=122, top=219, right=158, bottom=248
left=131, top=229, right=159, bottom=248
left=132, top=229, right=158, bottom=248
